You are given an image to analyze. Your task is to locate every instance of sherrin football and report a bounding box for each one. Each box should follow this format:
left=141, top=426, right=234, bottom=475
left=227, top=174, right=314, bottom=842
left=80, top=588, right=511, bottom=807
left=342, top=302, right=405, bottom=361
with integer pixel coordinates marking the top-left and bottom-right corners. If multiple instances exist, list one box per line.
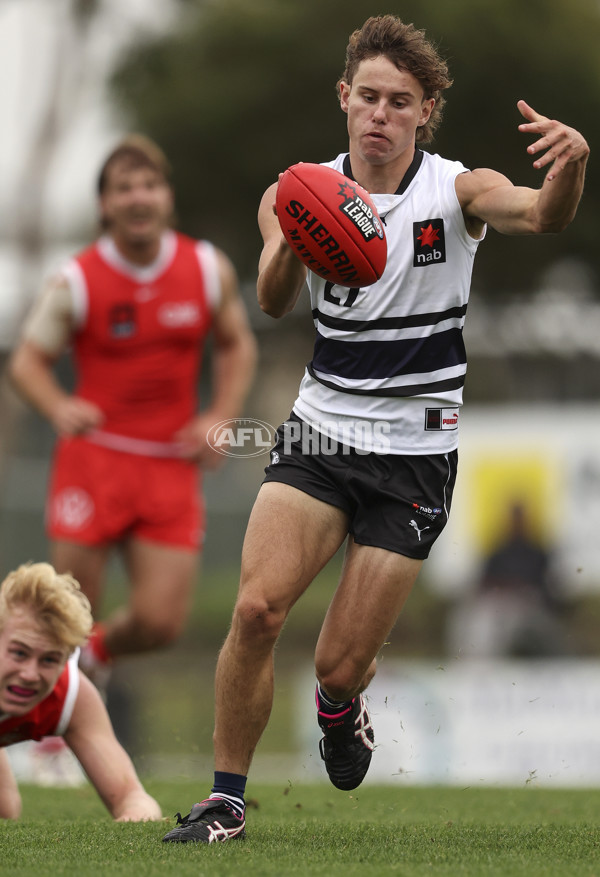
left=275, top=162, right=387, bottom=288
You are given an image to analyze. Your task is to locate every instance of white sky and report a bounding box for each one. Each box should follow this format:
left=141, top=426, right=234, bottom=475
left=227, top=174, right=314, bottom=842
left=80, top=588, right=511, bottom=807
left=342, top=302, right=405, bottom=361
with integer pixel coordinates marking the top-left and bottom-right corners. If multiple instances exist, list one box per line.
left=0, top=0, right=178, bottom=238
left=0, top=0, right=180, bottom=342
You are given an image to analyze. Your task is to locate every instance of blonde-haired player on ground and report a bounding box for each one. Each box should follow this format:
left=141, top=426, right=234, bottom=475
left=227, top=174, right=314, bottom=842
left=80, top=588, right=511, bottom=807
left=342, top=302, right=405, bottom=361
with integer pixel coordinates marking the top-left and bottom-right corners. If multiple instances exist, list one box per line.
left=0, top=562, right=161, bottom=821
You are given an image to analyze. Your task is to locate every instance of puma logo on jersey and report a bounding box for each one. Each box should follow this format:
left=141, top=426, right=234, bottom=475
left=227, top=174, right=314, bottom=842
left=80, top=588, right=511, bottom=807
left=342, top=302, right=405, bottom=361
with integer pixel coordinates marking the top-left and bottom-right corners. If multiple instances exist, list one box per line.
left=409, top=519, right=430, bottom=541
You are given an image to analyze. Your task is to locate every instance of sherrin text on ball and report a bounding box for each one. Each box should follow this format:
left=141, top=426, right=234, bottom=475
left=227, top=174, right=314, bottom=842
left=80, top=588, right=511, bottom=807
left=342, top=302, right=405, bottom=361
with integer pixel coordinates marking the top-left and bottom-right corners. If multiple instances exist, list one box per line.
left=275, top=163, right=387, bottom=288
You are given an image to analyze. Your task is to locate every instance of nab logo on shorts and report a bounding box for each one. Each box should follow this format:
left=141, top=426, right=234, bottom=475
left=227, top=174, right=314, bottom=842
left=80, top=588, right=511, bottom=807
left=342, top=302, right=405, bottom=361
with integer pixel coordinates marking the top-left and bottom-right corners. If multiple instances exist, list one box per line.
left=413, top=218, right=446, bottom=268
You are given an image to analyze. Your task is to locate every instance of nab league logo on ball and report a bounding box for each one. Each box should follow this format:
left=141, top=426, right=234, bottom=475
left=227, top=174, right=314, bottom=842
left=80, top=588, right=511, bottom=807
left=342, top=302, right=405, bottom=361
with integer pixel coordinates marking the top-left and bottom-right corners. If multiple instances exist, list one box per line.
left=207, top=418, right=277, bottom=458
left=337, top=182, right=385, bottom=242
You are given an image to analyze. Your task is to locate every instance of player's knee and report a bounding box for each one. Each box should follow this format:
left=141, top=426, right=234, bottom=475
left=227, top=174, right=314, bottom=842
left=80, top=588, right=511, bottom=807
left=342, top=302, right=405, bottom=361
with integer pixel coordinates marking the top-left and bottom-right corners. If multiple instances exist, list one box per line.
left=136, top=615, right=183, bottom=649
left=232, top=593, right=287, bottom=644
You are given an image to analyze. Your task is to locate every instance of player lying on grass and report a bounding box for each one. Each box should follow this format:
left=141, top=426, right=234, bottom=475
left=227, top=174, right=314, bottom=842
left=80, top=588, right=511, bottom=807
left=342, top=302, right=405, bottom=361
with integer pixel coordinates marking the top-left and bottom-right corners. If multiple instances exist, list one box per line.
left=0, top=562, right=161, bottom=821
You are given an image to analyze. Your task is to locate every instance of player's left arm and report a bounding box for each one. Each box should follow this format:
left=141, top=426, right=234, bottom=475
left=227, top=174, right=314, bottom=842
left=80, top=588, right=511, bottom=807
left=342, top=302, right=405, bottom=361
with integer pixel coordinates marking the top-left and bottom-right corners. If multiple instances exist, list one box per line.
left=457, top=100, right=589, bottom=237
left=0, top=748, right=22, bottom=819
left=175, top=249, right=258, bottom=466
left=64, top=673, right=161, bottom=822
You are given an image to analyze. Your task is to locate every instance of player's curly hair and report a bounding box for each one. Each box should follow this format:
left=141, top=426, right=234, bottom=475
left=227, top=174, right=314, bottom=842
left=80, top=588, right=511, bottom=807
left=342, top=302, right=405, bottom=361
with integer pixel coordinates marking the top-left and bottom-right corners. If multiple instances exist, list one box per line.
left=0, top=563, right=92, bottom=652
left=338, top=15, right=453, bottom=144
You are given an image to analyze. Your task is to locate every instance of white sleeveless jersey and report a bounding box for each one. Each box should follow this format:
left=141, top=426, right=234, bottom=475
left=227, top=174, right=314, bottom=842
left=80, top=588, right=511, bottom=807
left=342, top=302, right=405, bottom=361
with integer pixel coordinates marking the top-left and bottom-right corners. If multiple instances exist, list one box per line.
left=292, top=150, right=484, bottom=454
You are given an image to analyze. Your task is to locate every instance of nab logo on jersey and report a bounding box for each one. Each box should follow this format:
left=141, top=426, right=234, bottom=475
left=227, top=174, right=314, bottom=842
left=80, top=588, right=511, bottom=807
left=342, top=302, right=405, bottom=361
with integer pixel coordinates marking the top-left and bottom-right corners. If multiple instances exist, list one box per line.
left=413, top=218, right=446, bottom=268
left=108, top=303, right=137, bottom=338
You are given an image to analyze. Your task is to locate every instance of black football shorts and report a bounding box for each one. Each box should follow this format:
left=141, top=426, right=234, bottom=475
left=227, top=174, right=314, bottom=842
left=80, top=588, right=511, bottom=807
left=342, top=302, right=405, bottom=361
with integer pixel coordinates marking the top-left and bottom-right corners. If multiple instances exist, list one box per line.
left=262, top=412, right=458, bottom=560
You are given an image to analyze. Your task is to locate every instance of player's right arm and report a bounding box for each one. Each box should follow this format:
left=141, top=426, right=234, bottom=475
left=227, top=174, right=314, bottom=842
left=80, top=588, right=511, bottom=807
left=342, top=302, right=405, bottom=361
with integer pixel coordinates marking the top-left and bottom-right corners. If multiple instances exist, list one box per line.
left=257, top=180, right=308, bottom=318
left=65, top=673, right=161, bottom=822
left=457, top=101, right=589, bottom=239
left=8, top=278, right=104, bottom=436
left=0, top=748, right=22, bottom=819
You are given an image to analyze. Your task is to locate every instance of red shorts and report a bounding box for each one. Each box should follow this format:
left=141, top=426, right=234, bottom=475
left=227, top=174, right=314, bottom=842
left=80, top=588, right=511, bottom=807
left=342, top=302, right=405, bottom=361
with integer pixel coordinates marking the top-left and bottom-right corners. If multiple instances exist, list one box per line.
left=46, top=437, right=204, bottom=550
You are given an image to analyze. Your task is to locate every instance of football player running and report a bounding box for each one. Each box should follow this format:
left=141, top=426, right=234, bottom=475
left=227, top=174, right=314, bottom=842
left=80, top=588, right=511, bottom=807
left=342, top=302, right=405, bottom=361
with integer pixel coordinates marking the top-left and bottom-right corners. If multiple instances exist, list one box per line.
left=163, top=14, right=588, bottom=843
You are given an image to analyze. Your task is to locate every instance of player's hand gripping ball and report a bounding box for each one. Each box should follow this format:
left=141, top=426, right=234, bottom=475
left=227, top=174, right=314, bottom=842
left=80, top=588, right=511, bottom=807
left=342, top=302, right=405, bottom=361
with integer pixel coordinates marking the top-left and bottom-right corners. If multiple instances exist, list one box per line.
left=275, top=163, right=387, bottom=288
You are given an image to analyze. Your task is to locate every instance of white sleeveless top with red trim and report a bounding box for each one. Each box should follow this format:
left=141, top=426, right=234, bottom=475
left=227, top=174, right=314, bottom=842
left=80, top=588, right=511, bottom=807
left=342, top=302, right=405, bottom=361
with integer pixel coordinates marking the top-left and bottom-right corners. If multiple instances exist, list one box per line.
left=60, top=230, right=220, bottom=452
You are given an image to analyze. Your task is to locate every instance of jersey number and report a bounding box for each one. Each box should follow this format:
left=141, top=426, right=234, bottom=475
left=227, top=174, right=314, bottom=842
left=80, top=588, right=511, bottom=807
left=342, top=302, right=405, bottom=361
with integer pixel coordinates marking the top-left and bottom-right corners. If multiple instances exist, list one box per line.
left=324, top=282, right=360, bottom=308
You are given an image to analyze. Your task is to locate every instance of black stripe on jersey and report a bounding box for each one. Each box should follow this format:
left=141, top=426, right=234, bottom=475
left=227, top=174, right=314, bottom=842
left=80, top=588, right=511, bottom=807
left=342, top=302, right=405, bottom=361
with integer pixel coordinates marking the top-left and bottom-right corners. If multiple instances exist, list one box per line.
left=342, top=149, right=424, bottom=195
left=307, top=363, right=465, bottom=398
left=311, top=327, right=466, bottom=381
left=312, top=304, right=467, bottom=333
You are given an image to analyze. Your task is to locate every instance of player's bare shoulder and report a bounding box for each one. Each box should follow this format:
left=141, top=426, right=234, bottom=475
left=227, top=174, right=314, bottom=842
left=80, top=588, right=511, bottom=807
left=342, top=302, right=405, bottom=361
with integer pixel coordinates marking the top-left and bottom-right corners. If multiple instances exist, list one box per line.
left=21, top=274, right=76, bottom=355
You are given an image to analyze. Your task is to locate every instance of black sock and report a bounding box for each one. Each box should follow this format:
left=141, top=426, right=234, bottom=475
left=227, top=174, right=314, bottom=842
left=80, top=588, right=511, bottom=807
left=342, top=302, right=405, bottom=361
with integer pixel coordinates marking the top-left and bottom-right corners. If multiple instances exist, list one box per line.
left=316, top=683, right=353, bottom=715
left=210, top=771, right=247, bottom=819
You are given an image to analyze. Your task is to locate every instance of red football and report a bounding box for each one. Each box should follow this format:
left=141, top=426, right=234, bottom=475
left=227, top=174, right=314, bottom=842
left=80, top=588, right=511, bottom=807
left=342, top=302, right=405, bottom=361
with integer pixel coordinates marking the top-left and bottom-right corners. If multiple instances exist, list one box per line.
left=275, top=162, right=387, bottom=288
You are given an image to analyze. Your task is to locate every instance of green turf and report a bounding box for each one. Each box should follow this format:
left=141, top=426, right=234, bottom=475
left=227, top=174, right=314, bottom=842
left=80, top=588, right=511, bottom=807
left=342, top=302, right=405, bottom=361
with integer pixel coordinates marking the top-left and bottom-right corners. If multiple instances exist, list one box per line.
left=4, top=782, right=600, bottom=876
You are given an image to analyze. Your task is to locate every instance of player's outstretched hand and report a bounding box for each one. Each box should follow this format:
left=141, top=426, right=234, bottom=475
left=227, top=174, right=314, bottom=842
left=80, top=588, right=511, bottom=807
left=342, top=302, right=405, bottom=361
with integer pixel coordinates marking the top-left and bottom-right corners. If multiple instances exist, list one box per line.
left=517, top=100, right=589, bottom=181
left=113, top=790, right=162, bottom=822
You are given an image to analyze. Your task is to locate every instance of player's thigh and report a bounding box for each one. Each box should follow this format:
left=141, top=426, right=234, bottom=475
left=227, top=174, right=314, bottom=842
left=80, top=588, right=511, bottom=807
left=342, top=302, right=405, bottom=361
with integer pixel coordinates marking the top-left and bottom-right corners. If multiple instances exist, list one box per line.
left=239, top=481, right=350, bottom=615
left=315, top=538, right=422, bottom=674
left=124, top=538, right=199, bottom=625
left=50, top=540, right=111, bottom=613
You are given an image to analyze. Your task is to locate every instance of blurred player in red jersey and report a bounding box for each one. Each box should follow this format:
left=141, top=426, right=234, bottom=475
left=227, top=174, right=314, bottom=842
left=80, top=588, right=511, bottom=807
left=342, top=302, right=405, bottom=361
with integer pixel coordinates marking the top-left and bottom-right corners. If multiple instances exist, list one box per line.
left=0, top=562, right=161, bottom=820
left=9, top=135, right=257, bottom=684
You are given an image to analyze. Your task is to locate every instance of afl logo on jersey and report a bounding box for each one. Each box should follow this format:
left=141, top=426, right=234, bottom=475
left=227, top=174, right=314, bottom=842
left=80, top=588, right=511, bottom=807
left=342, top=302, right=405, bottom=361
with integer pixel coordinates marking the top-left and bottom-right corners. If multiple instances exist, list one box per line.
left=413, top=218, right=446, bottom=267
left=158, top=302, right=201, bottom=328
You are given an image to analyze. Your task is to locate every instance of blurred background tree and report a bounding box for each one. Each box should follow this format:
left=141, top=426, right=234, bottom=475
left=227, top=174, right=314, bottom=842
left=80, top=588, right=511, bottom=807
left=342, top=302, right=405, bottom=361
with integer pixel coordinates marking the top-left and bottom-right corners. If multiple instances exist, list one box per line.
left=110, top=0, right=599, bottom=295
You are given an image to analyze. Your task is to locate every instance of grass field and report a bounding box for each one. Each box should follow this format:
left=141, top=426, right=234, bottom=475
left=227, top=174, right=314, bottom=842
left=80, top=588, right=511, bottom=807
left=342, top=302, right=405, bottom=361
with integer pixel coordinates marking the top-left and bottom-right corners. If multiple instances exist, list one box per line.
left=4, top=781, right=600, bottom=876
